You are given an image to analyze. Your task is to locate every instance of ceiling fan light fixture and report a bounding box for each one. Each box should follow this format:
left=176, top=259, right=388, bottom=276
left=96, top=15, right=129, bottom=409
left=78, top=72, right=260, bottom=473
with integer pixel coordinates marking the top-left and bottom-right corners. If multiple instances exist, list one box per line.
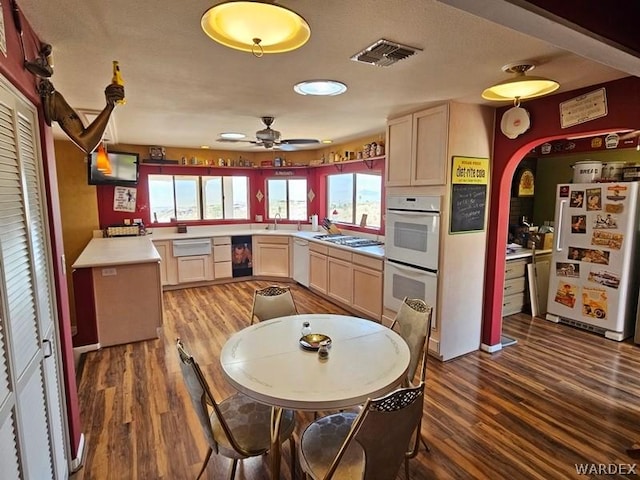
left=200, top=1, right=310, bottom=54
left=220, top=132, right=246, bottom=139
left=294, top=80, right=347, bottom=96
left=482, top=63, right=559, bottom=101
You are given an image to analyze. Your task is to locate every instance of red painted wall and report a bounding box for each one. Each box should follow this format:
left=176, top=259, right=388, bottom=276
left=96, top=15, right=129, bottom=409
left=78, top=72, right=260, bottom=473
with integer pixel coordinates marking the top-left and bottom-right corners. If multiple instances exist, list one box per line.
left=96, top=159, right=386, bottom=234
left=0, top=1, right=83, bottom=459
left=483, top=76, right=640, bottom=348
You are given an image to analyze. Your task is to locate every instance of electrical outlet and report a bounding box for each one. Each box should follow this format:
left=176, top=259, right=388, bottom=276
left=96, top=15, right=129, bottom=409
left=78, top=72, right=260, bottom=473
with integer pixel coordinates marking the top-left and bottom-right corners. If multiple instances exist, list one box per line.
left=102, top=268, right=117, bottom=276
left=133, top=218, right=142, bottom=224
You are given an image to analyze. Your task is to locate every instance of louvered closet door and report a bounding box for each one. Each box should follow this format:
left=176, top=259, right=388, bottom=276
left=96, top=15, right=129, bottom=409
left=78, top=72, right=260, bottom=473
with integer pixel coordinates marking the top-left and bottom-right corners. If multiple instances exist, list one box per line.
left=0, top=76, right=68, bottom=479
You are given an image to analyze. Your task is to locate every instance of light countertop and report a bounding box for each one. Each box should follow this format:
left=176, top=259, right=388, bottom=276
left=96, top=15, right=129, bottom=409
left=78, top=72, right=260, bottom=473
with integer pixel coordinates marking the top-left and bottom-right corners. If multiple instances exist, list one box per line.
left=148, top=225, right=385, bottom=258
left=72, top=237, right=161, bottom=269
left=506, top=248, right=552, bottom=261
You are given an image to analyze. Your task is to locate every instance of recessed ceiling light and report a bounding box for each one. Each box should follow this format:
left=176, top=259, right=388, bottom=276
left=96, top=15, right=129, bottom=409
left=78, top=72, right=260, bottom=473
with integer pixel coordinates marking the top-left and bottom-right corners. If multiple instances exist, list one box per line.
left=321, top=139, right=333, bottom=144
left=294, top=80, right=347, bottom=96
left=220, top=132, right=246, bottom=139
left=200, top=145, right=210, bottom=149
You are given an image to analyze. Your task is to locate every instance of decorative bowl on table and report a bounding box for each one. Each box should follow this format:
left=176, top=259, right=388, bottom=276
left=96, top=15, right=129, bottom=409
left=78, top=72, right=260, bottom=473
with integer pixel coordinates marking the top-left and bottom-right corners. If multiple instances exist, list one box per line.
left=299, top=334, right=332, bottom=351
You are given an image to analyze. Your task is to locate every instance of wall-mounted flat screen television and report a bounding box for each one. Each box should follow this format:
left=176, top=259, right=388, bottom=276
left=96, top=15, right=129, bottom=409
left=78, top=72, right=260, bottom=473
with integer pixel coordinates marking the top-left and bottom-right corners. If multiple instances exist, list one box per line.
left=88, top=150, right=139, bottom=187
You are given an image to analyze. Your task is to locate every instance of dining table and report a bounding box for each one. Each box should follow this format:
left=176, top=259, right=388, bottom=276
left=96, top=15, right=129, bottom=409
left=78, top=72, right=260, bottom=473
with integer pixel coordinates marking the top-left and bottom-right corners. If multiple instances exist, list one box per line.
left=219, top=313, right=411, bottom=479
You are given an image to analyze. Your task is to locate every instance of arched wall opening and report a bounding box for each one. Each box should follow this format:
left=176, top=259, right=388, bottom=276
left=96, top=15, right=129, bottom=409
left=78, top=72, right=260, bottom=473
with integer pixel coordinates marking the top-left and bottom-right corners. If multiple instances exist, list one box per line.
left=482, top=76, right=640, bottom=351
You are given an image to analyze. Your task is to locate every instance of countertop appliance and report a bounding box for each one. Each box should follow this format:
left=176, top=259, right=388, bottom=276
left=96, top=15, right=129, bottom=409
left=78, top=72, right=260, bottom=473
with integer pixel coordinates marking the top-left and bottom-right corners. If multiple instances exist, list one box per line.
left=384, top=195, right=441, bottom=319
left=313, top=234, right=383, bottom=248
left=293, top=237, right=310, bottom=287
left=546, top=182, right=640, bottom=340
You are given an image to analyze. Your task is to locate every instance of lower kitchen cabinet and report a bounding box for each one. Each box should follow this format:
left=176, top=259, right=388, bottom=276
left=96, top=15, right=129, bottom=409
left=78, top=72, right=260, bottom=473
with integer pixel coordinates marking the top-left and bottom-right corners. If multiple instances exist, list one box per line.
left=327, top=252, right=353, bottom=305
left=309, top=242, right=328, bottom=293
left=213, top=236, right=232, bottom=279
left=309, top=242, right=383, bottom=321
left=177, top=255, right=213, bottom=283
left=253, top=235, right=290, bottom=277
left=153, top=240, right=177, bottom=285
left=352, top=254, right=383, bottom=319
left=502, top=259, right=527, bottom=316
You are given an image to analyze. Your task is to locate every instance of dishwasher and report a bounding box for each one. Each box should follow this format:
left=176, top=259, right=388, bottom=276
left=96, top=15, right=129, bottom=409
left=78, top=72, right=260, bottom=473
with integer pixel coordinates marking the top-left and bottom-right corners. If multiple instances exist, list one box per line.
left=293, top=237, right=310, bottom=287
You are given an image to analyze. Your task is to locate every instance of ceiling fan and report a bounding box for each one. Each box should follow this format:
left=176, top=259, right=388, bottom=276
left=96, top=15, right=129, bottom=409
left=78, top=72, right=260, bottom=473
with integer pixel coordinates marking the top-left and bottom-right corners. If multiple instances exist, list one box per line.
left=218, top=116, right=319, bottom=150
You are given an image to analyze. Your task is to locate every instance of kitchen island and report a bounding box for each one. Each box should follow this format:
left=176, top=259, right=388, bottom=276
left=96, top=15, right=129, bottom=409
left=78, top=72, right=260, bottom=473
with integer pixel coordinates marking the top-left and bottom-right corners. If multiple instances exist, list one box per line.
left=72, top=237, right=163, bottom=347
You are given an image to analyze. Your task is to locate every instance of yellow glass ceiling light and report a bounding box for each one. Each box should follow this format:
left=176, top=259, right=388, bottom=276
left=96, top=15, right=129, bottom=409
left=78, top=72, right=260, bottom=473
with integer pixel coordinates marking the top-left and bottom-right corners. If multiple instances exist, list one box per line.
left=482, top=63, right=559, bottom=102
left=201, top=1, right=310, bottom=56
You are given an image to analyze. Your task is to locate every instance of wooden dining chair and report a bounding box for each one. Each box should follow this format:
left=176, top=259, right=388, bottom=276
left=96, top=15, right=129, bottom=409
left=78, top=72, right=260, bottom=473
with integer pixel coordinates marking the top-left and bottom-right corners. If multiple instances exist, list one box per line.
left=250, top=285, right=298, bottom=324
left=298, top=383, right=425, bottom=480
left=389, top=297, right=433, bottom=457
left=176, top=339, right=297, bottom=480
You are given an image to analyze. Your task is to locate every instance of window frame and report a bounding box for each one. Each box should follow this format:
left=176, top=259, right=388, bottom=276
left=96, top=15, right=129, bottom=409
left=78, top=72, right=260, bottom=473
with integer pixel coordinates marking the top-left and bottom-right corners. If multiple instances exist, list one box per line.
left=266, top=176, right=308, bottom=221
left=148, top=173, right=250, bottom=222
left=325, top=170, right=382, bottom=228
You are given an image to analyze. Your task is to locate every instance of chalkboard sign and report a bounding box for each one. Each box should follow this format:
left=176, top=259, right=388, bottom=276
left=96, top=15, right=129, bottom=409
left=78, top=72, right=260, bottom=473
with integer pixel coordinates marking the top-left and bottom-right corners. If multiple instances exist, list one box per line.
left=450, top=183, right=486, bottom=233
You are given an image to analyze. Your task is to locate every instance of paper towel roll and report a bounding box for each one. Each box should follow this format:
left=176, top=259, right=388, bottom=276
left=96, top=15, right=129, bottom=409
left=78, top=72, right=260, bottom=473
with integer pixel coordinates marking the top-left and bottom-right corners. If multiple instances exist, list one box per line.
left=311, top=214, right=319, bottom=231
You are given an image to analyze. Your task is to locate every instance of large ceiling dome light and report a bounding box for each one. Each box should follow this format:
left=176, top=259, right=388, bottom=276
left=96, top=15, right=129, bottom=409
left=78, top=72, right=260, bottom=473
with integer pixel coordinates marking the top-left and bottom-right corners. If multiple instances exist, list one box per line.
left=482, top=63, right=559, bottom=102
left=201, top=1, right=311, bottom=56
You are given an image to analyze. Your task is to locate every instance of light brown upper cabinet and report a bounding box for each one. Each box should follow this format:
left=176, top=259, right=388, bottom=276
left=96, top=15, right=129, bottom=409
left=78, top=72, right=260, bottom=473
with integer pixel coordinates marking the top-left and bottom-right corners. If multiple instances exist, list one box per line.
left=385, top=104, right=449, bottom=186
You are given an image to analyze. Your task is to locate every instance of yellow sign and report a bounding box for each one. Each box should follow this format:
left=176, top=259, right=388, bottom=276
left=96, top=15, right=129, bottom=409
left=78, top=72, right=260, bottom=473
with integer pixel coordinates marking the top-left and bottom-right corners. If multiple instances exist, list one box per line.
left=452, top=156, right=489, bottom=185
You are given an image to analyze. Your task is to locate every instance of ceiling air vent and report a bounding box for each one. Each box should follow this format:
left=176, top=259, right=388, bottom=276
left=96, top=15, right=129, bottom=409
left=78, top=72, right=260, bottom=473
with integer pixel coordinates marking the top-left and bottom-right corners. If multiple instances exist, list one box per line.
left=350, top=38, right=422, bottom=67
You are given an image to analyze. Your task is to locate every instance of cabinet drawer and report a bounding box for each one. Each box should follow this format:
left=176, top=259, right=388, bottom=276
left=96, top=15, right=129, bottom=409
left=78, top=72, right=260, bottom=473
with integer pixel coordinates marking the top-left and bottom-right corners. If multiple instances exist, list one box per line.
left=310, top=242, right=328, bottom=255
left=502, top=292, right=525, bottom=316
left=328, top=246, right=352, bottom=261
left=504, top=260, right=526, bottom=279
left=503, top=277, right=526, bottom=295
left=352, top=253, right=383, bottom=271
left=213, top=244, right=231, bottom=262
left=214, top=261, right=232, bottom=279
left=255, top=235, right=289, bottom=244
left=213, top=236, right=231, bottom=246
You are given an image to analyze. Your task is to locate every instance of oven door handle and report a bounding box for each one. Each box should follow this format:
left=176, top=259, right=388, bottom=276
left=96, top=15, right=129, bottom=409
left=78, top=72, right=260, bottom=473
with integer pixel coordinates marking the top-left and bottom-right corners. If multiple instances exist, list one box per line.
left=386, top=261, right=437, bottom=277
left=387, top=210, right=439, bottom=217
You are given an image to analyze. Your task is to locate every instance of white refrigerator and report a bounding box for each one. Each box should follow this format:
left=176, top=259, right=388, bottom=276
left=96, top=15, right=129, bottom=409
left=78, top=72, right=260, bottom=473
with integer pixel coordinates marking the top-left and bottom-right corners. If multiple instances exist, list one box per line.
left=546, top=181, right=640, bottom=340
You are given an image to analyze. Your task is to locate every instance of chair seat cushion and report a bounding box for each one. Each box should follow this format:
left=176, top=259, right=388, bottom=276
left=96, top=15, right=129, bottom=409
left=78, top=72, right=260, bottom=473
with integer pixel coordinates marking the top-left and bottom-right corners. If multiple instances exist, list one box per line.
left=299, top=412, right=365, bottom=479
left=212, top=393, right=295, bottom=458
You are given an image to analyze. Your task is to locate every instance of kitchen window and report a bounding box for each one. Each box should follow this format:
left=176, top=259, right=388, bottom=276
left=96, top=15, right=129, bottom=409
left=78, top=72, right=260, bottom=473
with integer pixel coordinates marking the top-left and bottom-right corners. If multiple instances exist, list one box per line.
left=148, top=174, right=249, bottom=222
left=266, top=177, right=307, bottom=221
left=327, top=172, right=382, bottom=228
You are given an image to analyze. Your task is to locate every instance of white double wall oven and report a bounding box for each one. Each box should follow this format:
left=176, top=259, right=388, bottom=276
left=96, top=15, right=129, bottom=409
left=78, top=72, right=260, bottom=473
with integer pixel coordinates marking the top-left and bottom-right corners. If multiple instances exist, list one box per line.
left=384, top=195, right=440, bottom=327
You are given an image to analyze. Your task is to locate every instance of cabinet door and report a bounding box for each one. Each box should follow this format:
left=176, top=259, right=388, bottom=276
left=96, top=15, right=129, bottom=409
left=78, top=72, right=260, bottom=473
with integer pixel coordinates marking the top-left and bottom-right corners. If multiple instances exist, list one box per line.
left=309, top=251, right=328, bottom=294
left=153, top=240, right=178, bottom=285
left=327, top=257, right=353, bottom=305
left=177, top=255, right=213, bottom=283
left=385, top=113, right=413, bottom=186
left=254, top=243, right=290, bottom=277
left=413, top=104, right=448, bottom=185
left=352, top=264, right=382, bottom=320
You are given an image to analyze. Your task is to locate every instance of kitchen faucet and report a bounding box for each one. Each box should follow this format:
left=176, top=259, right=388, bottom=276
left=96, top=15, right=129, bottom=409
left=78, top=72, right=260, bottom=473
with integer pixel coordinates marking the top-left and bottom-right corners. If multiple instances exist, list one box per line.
left=273, top=213, right=281, bottom=230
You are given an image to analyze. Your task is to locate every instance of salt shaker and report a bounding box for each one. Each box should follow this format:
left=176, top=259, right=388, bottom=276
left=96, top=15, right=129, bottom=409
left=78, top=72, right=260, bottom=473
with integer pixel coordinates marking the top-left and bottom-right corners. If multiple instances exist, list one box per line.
left=318, top=340, right=330, bottom=360
left=301, top=321, right=311, bottom=337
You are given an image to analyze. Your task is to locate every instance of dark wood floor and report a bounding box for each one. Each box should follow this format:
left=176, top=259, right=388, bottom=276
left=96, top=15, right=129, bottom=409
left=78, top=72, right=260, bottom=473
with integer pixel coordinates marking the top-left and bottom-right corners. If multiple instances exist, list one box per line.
left=72, top=281, right=640, bottom=479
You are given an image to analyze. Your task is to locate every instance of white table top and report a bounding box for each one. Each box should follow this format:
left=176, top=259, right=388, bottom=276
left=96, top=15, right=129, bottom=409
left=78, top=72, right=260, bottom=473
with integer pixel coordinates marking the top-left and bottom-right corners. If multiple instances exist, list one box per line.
left=220, top=314, right=410, bottom=411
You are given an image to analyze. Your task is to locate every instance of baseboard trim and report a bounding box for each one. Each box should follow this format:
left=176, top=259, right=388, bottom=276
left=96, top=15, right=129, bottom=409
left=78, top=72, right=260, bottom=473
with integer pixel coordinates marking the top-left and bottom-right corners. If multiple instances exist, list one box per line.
left=480, top=342, right=502, bottom=353
left=70, top=433, right=85, bottom=473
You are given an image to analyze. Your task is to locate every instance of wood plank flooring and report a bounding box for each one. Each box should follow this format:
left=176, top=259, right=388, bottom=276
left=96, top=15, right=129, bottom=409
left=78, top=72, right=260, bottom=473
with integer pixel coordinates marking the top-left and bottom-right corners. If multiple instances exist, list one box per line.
left=72, top=281, right=640, bottom=479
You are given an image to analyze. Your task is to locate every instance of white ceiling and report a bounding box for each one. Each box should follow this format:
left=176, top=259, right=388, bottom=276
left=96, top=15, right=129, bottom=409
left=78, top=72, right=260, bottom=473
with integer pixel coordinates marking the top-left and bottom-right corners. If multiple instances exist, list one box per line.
left=17, top=0, right=633, bottom=152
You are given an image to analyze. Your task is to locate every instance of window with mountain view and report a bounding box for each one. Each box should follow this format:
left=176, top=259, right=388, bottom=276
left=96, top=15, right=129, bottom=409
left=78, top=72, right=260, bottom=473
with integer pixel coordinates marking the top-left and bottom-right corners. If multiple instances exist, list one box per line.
left=327, top=172, right=382, bottom=228
left=148, top=174, right=249, bottom=222
left=266, top=177, right=308, bottom=221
